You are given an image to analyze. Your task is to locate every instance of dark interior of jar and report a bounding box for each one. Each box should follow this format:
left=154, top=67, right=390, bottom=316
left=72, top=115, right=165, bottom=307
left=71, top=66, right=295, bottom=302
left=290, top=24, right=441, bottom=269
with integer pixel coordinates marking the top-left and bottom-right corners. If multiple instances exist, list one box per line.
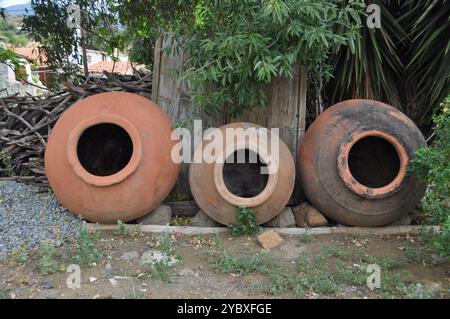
left=223, top=149, right=269, bottom=198
left=77, top=123, right=133, bottom=177
left=348, top=136, right=401, bottom=188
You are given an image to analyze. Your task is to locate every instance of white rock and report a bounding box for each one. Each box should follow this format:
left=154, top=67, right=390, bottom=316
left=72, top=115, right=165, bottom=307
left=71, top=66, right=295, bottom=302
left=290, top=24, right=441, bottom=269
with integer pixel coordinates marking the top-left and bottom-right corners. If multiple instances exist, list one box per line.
left=179, top=268, right=199, bottom=277
left=140, top=249, right=178, bottom=268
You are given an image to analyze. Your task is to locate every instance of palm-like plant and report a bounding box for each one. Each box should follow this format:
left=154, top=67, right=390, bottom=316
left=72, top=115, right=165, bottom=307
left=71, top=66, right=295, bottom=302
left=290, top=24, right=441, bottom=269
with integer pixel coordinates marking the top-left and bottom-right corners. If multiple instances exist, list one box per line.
left=327, top=0, right=450, bottom=131
left=402, top=0, right=450, bottom=128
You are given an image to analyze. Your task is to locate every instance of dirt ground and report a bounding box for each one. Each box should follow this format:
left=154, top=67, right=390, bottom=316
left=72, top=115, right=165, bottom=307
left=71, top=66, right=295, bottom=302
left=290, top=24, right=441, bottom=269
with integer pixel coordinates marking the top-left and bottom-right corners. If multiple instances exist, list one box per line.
left=0, top=229, right=449, bottom=299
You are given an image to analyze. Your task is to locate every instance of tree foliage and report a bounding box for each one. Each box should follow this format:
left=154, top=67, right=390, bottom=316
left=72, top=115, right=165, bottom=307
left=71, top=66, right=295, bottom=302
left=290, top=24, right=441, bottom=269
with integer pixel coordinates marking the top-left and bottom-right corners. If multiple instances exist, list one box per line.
left=172, top=0, right=364, bottom=117
left=114, top=0, right=197, bottom=67
left=0, top=19, right=29, bottom=47
left=21, top=0, right=192, bottom=74
left=16, top=0, right=450, bottom=127
left=0, top=47, right=23, bottom=72
left=22, top=0, right=127, bottom=77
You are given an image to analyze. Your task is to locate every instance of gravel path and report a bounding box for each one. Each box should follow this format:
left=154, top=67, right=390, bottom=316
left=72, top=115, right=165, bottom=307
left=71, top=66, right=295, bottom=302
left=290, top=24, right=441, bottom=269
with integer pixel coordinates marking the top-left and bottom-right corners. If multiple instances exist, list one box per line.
left=0, top=180, right=82, bottom=254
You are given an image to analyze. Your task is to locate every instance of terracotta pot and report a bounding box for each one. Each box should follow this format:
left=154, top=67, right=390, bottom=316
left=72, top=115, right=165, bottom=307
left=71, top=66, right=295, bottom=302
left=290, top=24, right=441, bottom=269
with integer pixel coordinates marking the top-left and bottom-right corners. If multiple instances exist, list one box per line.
left=189, top=123, right=295, bottom=225
left=45, top=92, right=180, bottom=223
left=298, top=99, right=426, bottom=227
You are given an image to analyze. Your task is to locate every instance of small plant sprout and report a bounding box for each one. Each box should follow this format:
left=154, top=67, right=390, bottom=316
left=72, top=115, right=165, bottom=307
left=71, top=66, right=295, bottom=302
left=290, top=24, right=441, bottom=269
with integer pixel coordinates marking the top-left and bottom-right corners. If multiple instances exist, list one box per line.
left=229, top=206, right=261, bottom=236
left=14, top=243, right=29, bottom=264
left=38, top=241, right=61, bottom=276
left=115, top=219, right=130, bottom=237
left=73, top=222, right=102, bottom=267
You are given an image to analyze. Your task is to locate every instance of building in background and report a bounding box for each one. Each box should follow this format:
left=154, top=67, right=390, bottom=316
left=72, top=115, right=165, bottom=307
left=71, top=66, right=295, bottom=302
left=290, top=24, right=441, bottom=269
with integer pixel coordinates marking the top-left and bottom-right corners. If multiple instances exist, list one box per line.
left=0, top=56, right=39, bottom=98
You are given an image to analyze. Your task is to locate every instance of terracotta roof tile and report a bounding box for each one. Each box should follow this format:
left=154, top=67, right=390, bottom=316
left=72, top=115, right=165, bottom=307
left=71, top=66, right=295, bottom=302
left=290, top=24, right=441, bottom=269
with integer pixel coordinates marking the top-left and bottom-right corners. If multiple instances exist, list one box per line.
left=14, top=47, right=47, bottom=65
left=87, top=61, right=133, bottom=74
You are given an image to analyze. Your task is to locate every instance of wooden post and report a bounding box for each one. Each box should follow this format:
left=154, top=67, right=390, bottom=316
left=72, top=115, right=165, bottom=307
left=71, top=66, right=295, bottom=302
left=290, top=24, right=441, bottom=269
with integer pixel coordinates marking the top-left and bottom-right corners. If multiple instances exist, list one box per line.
left=296, top=67, right=308, bottom=165
left=78, top=5, right=88, bottom=77
left=151, top=32, right=163, bottom=103
left=80, top=26, right=88, bottom=77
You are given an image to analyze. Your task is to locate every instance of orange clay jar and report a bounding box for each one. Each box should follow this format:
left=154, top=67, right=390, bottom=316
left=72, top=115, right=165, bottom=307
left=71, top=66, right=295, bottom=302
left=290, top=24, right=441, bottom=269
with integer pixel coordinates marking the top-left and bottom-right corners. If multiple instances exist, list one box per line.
left=298, top=99, right=426, bottom=227
left=45, top=92, right=180, bottom=223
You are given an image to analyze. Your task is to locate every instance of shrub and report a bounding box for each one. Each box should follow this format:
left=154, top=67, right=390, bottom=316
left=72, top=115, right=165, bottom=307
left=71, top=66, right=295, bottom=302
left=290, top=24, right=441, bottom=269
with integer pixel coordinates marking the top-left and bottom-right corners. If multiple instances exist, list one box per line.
left=411, top=96, right=450, bottom=256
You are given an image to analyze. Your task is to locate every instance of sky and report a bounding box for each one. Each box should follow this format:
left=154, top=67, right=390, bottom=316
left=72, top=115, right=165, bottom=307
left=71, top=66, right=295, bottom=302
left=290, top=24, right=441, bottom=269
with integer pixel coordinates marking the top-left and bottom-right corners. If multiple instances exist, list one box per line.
left=1, top=0, right=29, bottom=8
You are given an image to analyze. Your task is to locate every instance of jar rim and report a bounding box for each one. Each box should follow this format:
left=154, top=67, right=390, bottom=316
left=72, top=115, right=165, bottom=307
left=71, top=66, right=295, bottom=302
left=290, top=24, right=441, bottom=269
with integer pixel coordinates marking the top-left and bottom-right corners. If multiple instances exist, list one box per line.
left=66, top=113, right=142, bottom=187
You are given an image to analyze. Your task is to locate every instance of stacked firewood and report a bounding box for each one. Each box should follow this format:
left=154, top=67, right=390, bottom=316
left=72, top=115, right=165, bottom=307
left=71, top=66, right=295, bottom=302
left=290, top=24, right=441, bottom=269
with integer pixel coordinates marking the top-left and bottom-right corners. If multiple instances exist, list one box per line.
left=0, top=71, right=152, bottom=186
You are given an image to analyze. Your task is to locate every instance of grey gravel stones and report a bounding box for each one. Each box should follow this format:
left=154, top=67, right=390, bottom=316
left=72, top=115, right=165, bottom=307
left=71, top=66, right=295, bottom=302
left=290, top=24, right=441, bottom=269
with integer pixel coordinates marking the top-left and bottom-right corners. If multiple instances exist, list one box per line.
left=0, top=180, right=83, bottom=253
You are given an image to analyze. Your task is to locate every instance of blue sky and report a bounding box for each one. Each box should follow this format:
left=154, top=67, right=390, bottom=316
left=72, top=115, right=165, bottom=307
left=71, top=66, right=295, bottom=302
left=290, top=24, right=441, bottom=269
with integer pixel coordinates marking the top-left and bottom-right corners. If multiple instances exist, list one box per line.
left=1, top=0, right=29, bottom=8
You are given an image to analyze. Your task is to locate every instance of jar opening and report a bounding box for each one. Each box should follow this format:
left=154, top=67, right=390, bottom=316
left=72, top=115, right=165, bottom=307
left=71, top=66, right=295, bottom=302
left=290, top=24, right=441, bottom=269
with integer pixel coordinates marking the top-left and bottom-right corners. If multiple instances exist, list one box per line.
left=348, top=136, right=400, bottom=188
left=67, top=114, right=142, bottom=187
left=223, top=149, right=269, bottom=198
left=77, top=123, right=133, bottom=177
left=337, top=130, right=408, bottom=199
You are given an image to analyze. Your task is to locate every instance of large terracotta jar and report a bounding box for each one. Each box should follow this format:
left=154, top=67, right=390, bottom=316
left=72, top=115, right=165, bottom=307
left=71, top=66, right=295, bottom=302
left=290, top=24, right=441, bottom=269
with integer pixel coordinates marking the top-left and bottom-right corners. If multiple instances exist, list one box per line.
left=189, top=122, right=295, bottom=225
left=298, top=99, right=426, bottom=227
left=45, top=92, right=180, bottom=223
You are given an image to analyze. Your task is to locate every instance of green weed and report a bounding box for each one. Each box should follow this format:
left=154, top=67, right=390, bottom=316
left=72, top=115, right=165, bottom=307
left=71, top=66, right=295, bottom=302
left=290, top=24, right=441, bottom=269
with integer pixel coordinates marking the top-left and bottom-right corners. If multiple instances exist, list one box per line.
left=146, top=233, right=181, bottom=283
left=0, top=287, right=9, bottom=299
left=146, top=259, right=177, bottom=283
left=403, top=244, right=432, bottom=264
left=0, top=152, right=15, bottom=177
left=73, top=223, right=102, bottom=267
left=13, top=243, right=29, bottom=264
left=170, top=216, right=192, bottom=226
left=229, top=206, right=261, bottom=236
left=37, top=241, right=61, bottom=276
left=298, top=229, right=314, bottom=243
left=114, top=220, right=130, bottom=237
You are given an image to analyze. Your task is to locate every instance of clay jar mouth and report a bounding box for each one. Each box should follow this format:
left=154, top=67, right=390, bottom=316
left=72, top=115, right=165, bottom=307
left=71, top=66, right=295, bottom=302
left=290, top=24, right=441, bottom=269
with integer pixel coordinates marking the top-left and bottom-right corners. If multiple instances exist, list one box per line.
left=67, top=114, right=142, bottom=187
left=337, top=130, right=408, bottom=199
left=213, top=142, right=279, bottom=207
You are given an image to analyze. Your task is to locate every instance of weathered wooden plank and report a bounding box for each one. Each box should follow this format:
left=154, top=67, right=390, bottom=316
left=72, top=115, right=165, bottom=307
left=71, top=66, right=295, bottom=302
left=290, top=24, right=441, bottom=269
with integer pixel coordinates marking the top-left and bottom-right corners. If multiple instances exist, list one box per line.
left=87, top=223, right=440, bottom=236
left=151, top=33, right=163, bottom=103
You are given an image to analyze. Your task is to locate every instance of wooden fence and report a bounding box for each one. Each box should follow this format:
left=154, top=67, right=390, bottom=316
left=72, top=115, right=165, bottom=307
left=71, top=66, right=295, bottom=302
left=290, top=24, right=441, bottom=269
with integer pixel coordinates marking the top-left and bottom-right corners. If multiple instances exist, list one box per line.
left=151, top=34, right=308, bottom=200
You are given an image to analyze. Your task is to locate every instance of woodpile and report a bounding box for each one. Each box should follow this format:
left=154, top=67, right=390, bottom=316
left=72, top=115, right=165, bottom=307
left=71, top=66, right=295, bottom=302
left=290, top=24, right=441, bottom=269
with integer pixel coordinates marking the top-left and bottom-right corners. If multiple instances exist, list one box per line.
left=0, top=71, right=152, bottom=186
